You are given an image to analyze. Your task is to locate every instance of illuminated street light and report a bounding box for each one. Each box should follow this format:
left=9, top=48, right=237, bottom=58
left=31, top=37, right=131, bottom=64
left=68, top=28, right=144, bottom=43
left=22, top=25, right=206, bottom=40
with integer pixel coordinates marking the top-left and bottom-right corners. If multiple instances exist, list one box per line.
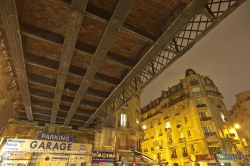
left=234, top=123, right=240, bottom=129
left=142, top=125, right=147, bottom=130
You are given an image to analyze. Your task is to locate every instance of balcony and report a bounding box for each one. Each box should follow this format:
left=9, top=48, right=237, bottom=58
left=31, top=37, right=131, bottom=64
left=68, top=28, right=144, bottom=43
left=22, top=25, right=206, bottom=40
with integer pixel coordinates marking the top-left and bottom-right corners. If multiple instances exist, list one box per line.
left=158, top=122, right=161, bottom=125
left=162, top=159, right=166, bottom=161
left=179, top=137, right=186, bottom=143
left=159, top=133, right=163, bottom=136
left=206, top=90, right=223, bottom=97
left=176, top=124, right=182, bottom=128
left=141, top=110, right=162, bottom=122
left=159, top=145, right=163, bottom=149
left=175, top=112, right=180, bottom=116
left=200, top=117, right=212, bottom=121
left=183, top=152, right=189, bottom=157
left=193, top=91, right=203, bottom=96
left=229, top=133, right=236, bottom=137
left=167, top=141, right=173, bottom=145
left=165, top=128, right=172, bottom=132
left=119, top=145, right=127, bottom=150
left=171, top=154, right=178, bottom=158
left=190, top=81, right=199, bottom=86
left=196, top=104, right=207, bottom=108
left=204, top=132, right=217, bottom=138
left=151, top=147, right=154, bottom=151
left=118, top=121, right=130, bottom=128
left=144, top=138, right=149, bottom=141
left=164, top=116, right=170, bottom=119
left=217, top=105, right=222, bottom=108
left=144, top=149, right=148, bottom=152
left=169, top=94, right=189, bottom=107
left=151, top=136, right=154, bottom=139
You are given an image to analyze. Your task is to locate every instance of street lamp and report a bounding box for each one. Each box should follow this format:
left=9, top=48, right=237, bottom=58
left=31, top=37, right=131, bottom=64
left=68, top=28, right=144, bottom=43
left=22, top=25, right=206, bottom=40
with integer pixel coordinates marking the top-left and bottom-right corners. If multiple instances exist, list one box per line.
left=234, top=123, right=240, bottom=129
left=142, top=125, right=147, bottom=130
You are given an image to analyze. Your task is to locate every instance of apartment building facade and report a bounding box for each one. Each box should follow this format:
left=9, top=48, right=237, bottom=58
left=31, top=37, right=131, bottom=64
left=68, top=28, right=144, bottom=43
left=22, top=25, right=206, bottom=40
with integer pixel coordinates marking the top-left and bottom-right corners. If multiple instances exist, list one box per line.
left=141, top=69, right=245, bottom=166
left=228, top=90, right=250, bottom=152
left=93, top=95, right=155, bottom=166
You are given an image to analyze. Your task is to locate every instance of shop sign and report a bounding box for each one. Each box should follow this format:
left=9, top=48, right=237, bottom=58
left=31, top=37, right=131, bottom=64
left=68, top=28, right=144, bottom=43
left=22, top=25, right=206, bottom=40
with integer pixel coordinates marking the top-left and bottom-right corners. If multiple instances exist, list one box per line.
left=3, top=152, right=32, bottom=160
left=92, top=151, right=116, bottom=163
left=2, top=138, right=92, bottom=154
left=37, top=133, right=74, bottom=142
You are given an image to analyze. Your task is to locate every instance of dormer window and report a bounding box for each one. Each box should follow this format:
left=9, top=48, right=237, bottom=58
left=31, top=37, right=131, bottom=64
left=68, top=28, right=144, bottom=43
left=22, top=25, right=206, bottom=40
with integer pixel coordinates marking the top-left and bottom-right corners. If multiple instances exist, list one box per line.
left=189, top=78, right=199, bottom=86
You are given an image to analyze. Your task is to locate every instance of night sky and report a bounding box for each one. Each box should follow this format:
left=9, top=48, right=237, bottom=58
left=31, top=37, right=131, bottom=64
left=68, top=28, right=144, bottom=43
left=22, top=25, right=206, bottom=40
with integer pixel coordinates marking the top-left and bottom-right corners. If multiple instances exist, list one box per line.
left=141, top=1, right=250, bottom=111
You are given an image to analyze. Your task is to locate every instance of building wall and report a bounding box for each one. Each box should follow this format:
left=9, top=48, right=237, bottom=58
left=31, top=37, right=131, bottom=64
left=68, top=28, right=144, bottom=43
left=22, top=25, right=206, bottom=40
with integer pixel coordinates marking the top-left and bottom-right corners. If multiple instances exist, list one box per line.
left=0, top=99, right=14, bottom=134
left=141, top=69, right=243, bottom=166
left=93, top=95, right=143, bottom=163
left=0, top=119, right=94, bottom=144
left=228, top=90, right=250, bottom=147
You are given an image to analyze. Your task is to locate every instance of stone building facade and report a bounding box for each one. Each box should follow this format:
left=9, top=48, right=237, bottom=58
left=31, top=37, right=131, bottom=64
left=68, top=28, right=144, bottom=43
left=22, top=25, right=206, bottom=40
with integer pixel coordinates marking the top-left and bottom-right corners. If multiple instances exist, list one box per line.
left=228, top=90, right=250, bottom=150
left=141, top=69, right=244, bottom=166
left=93, top=95, right=149, bottom=165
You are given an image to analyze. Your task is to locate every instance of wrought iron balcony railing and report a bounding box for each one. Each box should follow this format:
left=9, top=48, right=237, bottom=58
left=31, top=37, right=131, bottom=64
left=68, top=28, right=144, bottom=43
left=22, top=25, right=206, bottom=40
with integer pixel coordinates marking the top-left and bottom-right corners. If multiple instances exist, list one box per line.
left=175, top=112, right=180, bottom=116
left=190, top=81, right=199, bottom=86
left=204, top=132, right=217, bottom=138
left=165, top=128, right=172, bottom=132
left=206, top=90, right=223, bottom=97
left=168, top=94, right=189, bottom=107
left=118, top=121, right=130, bottom=128
left=177, top=124, right=182, bottom=128
left=200, top=117, right=212, bottom=121
left=179, top=137, right=186, bottom=143
left=119, top=145, right=128, bottom=150
left=171, top=154, right=178, bottom=158
left=193, top=91, right=203, bottom=96
left=217, top=105, right=222, bottom=108
left=164, top=116, right=170, bottom=119
left=167, top=141, right=173, bottom=145
left=196, top=104, right=207, bottom=108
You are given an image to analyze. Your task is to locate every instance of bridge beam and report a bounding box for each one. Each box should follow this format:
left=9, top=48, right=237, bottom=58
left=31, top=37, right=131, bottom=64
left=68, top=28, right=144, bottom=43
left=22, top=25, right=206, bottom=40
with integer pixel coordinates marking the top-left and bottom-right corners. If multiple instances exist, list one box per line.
left=64, top=0, right=136, bottom=125
left=83, top=0, right=210, bottom=127
left=0, top=0, right=33, bottom=120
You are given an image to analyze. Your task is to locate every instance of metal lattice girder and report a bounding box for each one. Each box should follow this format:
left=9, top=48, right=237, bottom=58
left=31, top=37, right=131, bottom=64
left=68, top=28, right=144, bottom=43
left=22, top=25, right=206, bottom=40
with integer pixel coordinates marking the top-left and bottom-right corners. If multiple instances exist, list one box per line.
left=50, top=0, right=88, bottom=123
left=0, top=77, right=19, bottom=119
left=0, top=1, right=33, bottom=120
left=84, top=0, right=245, bottom=128
left=64, top=0, right=136, bottom=125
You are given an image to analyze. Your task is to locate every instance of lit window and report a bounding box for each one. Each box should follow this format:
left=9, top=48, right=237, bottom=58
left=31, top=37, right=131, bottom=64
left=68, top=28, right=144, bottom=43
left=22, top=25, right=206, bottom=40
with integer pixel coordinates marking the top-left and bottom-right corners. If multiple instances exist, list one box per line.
left=121, top=113, right=127, bottom=126
left=165, top=122, right=171, bottom=129
left=220, top=113, right=226, bottom=122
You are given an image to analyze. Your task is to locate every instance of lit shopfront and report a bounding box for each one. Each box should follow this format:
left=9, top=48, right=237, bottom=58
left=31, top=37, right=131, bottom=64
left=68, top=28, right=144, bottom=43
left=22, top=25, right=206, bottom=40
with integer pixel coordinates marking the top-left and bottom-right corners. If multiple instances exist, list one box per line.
left=0, top=135, right=92, bottom=166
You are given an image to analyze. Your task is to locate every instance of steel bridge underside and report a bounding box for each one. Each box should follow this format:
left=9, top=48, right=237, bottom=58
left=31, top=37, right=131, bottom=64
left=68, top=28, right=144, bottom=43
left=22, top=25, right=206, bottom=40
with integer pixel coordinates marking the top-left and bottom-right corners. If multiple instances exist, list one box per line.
left=0, top=0, right=245, bottom=129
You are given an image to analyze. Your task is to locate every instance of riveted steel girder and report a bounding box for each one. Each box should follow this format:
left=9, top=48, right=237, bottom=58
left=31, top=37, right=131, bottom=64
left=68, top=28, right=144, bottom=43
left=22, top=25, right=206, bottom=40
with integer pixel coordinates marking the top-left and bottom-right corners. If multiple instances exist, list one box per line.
left=64, top=0, right=136, bottom=125
left=0, top=0, right=33, bottom=120
left=50, top=0, right=88, bottom=123
left=84, top=0, right=245, bottom=128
